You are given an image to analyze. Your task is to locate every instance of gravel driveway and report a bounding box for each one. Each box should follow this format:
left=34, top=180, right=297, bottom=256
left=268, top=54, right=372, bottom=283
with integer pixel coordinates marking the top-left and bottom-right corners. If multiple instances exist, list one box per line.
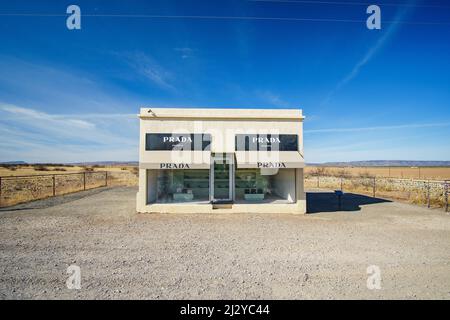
left=1, top=186, right=449, bottom=299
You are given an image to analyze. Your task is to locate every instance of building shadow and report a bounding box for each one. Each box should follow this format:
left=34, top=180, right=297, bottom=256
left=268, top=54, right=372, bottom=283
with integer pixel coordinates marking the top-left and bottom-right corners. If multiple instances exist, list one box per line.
left=306, top=192, right=391, bottom=214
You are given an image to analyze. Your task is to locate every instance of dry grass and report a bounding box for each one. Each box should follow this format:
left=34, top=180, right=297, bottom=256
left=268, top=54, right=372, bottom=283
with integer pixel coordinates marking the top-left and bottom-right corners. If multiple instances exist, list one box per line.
left=304, top=175, right=448, bottom=209
left=0, top=165, right=139, bottom=207
left=305, top=166, right=450, bottom=180
left=0, top=164, right=138, bottom=177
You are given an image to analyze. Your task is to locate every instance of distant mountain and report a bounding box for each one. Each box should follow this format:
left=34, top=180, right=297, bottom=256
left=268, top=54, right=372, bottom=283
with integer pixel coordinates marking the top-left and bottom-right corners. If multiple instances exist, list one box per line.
left=0, top=161, right=27, bottom=165
left=307, top=160, right=450, bottom=167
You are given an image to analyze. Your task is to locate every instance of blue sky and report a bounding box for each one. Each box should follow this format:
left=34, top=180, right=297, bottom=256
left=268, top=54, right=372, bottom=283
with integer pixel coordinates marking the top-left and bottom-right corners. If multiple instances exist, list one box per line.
left=0, top=0, right=449, bottom=163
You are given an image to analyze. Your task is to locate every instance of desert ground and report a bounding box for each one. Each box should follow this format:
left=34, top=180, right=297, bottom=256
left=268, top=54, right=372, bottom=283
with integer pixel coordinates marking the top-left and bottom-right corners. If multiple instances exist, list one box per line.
left=0, top=164, right=138, bottom=177
left=1, top=186, right=449, bottom=299
left=305, top=166, right=450, bottom=180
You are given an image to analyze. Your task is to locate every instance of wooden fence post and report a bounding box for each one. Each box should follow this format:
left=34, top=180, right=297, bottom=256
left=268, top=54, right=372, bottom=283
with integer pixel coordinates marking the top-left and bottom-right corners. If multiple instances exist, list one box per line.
left=105, top=171, right=108, bottom=187
left=83, top=172, right=86, bottom=191
left=427, top=181, right=430, bottom=208
left=373, top=177, right=376, bottom=198
left=445, top=181, right=449, bottom=213
left=0, top=177, right=2, bottom=207
left=52, top=175, right=56, bottom=196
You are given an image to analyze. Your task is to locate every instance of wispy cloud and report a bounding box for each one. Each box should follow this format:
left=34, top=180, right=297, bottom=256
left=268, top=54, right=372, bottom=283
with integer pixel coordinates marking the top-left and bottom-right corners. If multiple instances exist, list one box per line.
left=174, top=47, right=194, bottom=59
left=256, top=90, right=290, bottom=108
left=0, top=103, right=138, bottom=162
left=305, top=121, right=450, bottom=134
left=0, top=55, right=145, bottom=162
left=2, top=104, right=96, bottom=129
left=321, top=2, right=416, bottom=105
left=0, top=55, right=142, bottom=114
left=122, top=52, right=176, bottom=91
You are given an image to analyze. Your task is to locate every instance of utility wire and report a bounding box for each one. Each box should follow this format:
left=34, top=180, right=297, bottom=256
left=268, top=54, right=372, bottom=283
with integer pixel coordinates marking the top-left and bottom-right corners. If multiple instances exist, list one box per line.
left=249, top=0, right=450, bottom=9
left=0, top=13, right=448, bottom=25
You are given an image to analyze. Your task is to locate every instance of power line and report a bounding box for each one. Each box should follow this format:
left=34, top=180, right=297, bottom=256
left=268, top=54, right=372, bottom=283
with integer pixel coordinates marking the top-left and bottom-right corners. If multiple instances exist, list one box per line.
left=249, top=0, right=450, bottom=9
left=0, top=13, right=448, bottom=25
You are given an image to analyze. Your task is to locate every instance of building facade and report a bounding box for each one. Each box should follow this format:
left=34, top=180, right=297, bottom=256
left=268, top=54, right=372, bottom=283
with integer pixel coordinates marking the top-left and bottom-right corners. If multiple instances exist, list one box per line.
left=136, top=108, right=306, bottom=213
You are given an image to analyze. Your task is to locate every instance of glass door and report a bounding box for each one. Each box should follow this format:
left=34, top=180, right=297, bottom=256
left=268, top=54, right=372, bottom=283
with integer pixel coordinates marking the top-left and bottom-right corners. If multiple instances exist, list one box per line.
left=210, top=153, right=233, bottom=202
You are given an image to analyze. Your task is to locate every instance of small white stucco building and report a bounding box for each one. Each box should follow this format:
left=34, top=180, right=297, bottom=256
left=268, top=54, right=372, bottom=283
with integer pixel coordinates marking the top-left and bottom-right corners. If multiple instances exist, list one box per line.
left=136, top=107, right=306, bottom=214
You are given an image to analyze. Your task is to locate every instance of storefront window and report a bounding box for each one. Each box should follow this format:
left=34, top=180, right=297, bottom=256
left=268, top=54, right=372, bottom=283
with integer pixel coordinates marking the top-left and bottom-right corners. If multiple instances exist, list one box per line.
left=235, top=169, right=295, bottom=203
left=156, top=169, right=209, bottom=203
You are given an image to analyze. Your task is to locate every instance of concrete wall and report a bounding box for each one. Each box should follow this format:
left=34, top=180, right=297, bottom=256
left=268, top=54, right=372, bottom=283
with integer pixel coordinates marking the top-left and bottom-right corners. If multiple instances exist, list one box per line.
left=296, top=169, right=306, bottom=201
left=273, top=169, right=296, bottom=202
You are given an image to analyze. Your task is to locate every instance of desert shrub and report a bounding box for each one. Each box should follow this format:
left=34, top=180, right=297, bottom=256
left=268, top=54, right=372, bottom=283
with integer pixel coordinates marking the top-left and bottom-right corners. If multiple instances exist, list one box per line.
left=53, top=168, right=67, bottom=171
left=34, top=165, right=50, bottom=171
left=377, top=184, right=394, bottom=192
left=84, top=167, right=94, bottom=172
left=359, top=170, right=374, bottom=178
left=335, top=169, right=350, bottom=178
left=8, top=166, right=17, bottom=171
left=121, top=167, right=128, bottom=171
left=310, top=167, right=329, bottom=176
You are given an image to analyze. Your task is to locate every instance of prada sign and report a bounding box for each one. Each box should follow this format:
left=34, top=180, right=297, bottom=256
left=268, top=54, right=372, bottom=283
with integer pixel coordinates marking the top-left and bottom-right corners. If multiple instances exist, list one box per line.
left=160, top=163, right=190, bottom=169
left=257, top=162, right=287, bottom=168
left=146, top=133, right=211, bottom=151
left=235, top=134, right=298, bottom=151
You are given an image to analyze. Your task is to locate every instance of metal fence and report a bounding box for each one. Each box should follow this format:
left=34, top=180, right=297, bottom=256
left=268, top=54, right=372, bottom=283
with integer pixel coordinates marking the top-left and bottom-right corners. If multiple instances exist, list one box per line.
left=0, top=171, right=108, bottom=207
left=305, top=175, right=449, bottom=212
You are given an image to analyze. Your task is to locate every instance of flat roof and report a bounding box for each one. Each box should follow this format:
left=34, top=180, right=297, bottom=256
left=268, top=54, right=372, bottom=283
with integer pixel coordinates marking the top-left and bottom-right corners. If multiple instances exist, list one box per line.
left=139, top=107, right=304, bottom=120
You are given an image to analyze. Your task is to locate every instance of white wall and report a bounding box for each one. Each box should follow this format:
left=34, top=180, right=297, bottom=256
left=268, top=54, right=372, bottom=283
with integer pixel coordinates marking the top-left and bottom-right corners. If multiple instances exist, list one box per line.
left=273, top=169, right=296, bottom=202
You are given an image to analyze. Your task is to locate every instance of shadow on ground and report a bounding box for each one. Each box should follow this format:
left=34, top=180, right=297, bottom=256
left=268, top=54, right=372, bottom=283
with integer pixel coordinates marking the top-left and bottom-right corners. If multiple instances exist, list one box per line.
left=307, top=192, right=391, bottom=214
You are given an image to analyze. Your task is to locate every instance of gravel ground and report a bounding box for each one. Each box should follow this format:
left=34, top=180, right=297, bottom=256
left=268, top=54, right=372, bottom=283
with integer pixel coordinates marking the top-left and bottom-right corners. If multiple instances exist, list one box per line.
left=0, top=186, right=449, bottom=300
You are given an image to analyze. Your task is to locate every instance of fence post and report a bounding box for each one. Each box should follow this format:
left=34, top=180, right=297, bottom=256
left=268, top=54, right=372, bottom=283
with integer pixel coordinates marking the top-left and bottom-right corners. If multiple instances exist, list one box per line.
left=0, top=177, right=2, bottom=207
left=426, top=181, right=430, bottom=208
left=52, top=175, right=56, bottom=196
left=105, top=171, right=108, bottom=187
left=83, top=172, right=86, bottom=191
left=373, top=177, right=376, bottom=198
left=445, top=180, right=448, bottom=213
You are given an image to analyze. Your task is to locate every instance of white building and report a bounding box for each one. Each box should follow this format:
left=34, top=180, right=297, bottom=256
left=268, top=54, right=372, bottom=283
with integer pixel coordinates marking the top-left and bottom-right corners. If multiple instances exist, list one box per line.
left=136, top=107, right=306, bottom=213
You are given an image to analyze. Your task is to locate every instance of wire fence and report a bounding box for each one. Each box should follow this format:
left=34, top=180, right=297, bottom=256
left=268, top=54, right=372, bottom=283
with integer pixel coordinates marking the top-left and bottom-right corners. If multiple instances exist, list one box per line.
left=0, top=169, right=141, bottom=208
left=0, top=171, right=110, bottom=208
left=305, top=174, right=449, bottom=212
